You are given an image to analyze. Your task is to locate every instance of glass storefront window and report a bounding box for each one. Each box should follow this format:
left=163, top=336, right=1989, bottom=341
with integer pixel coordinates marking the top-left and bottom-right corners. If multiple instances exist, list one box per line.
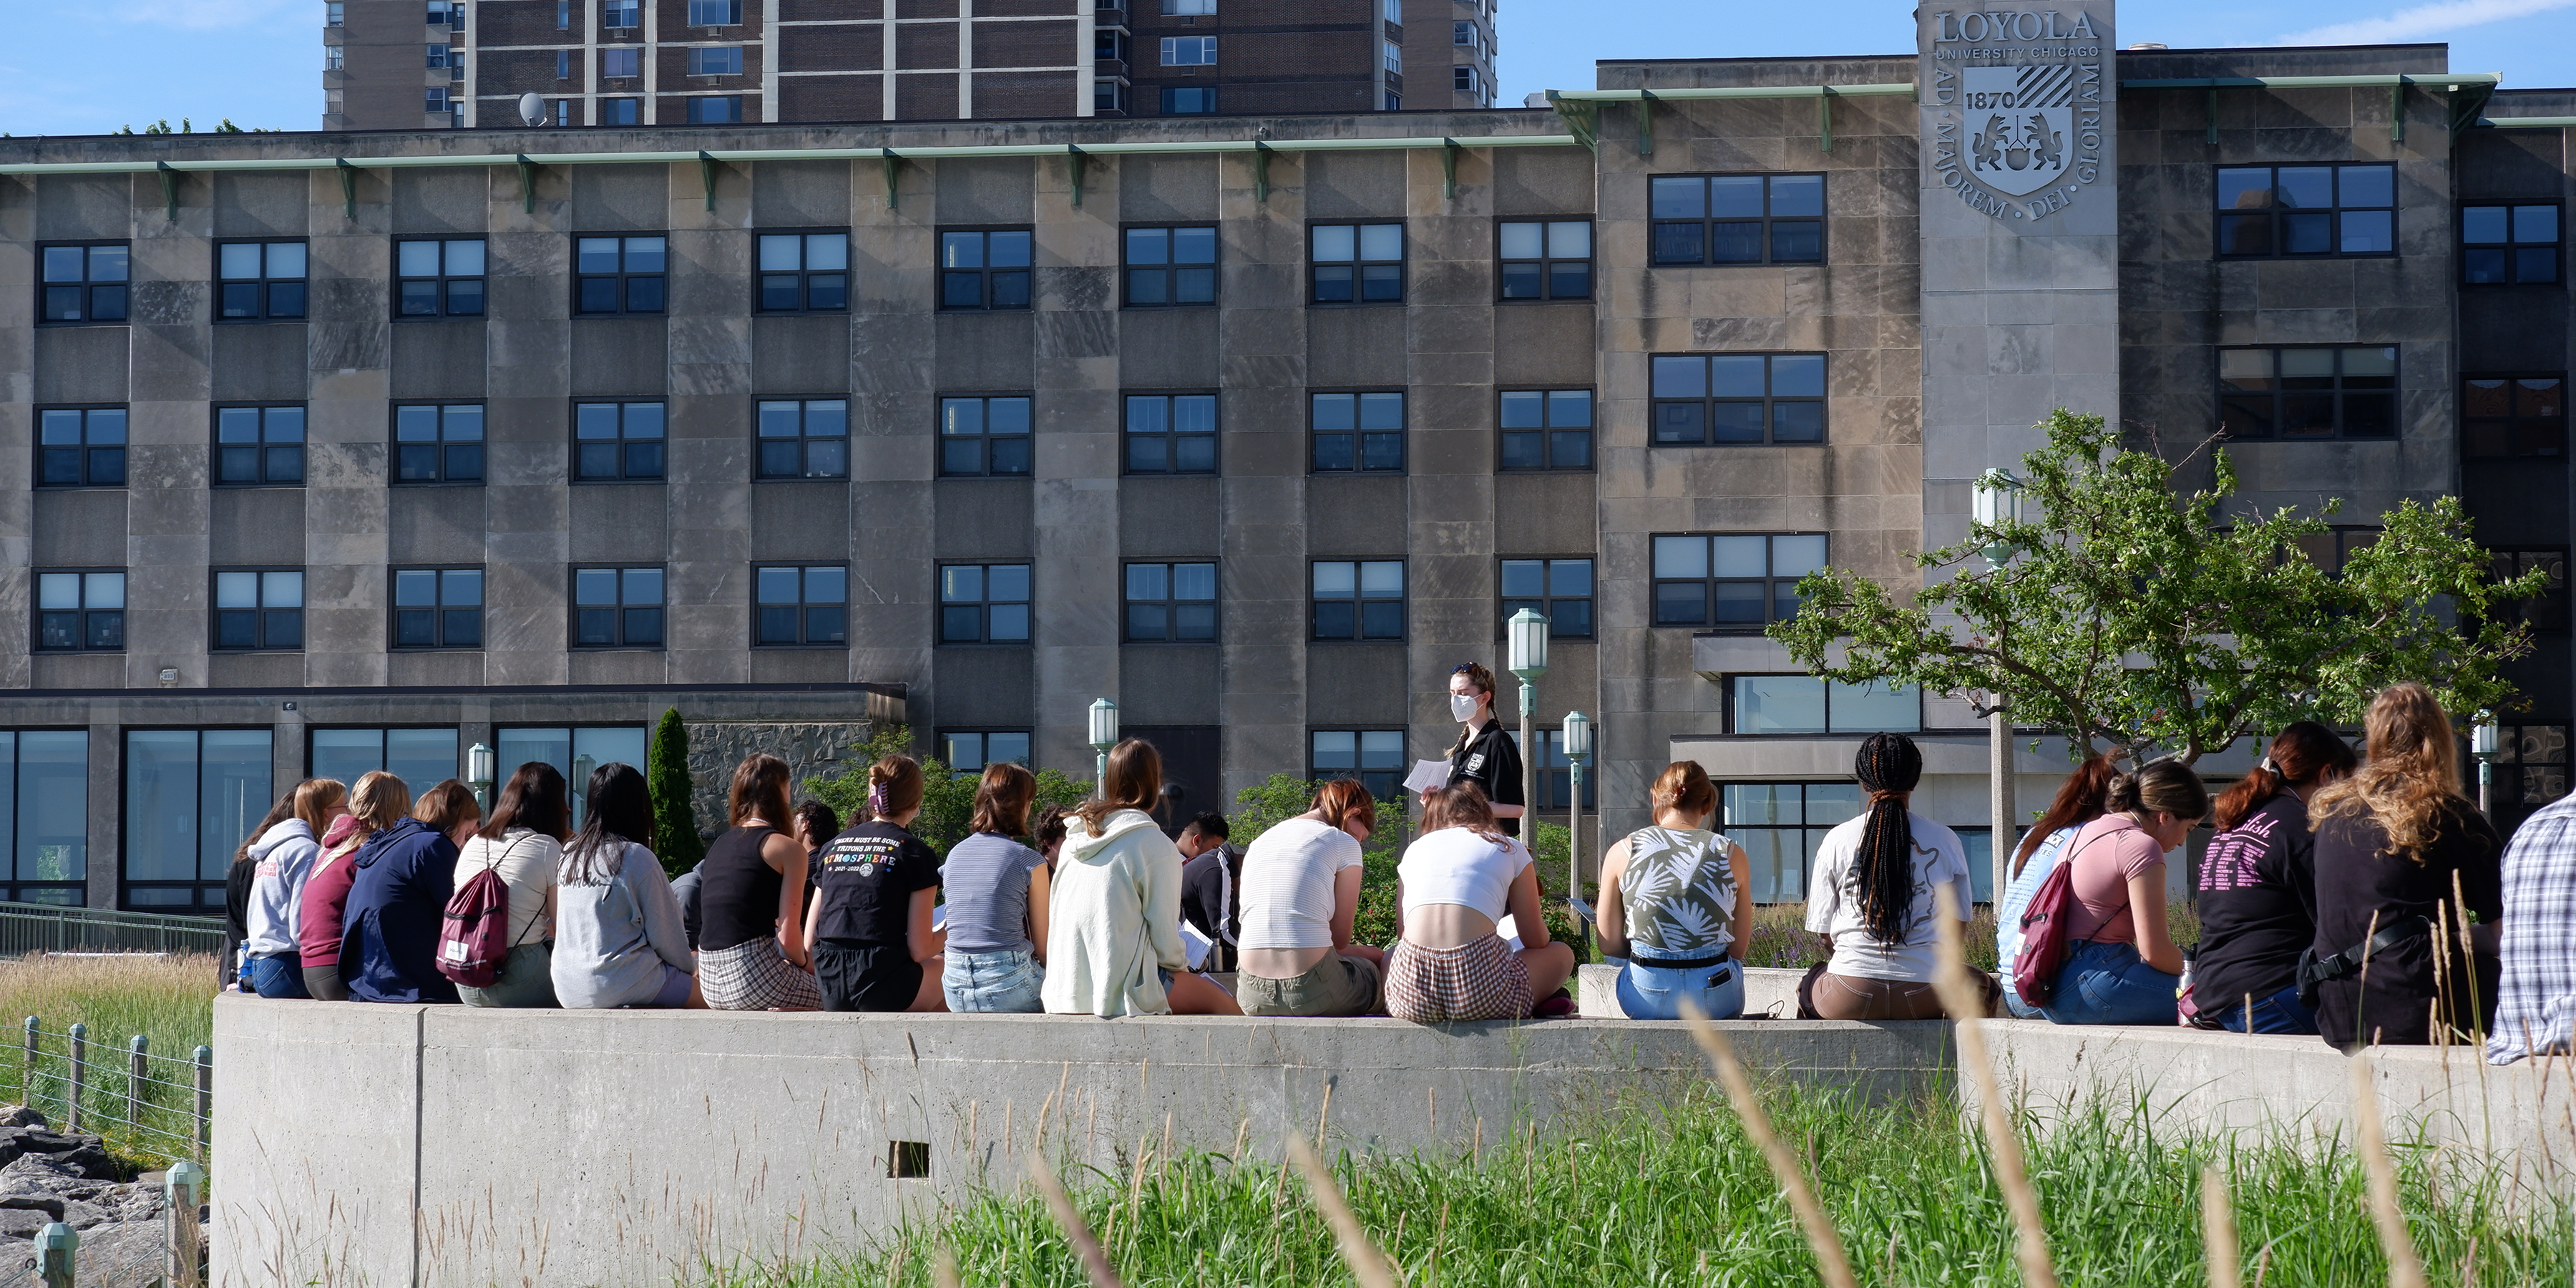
left=6, top=731, right=90, bottom=904
left=497, top=727, right=648, bottom=824
left=311, top=728, right=461, bottom=802
left=123, top=729, right=271, bottom=912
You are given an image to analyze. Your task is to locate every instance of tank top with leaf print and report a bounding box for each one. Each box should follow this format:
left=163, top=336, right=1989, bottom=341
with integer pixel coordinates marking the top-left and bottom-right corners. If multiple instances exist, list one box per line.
left=1619, top=826, right=1736, bottom=960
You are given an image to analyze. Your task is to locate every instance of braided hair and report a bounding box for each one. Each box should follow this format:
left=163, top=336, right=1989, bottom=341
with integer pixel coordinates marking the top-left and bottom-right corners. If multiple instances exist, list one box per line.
left=1853, top=733, right=1925, bottom=945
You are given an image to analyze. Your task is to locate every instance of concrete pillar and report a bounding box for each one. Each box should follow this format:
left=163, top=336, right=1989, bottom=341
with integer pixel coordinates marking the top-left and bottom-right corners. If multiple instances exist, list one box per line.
left=1032, top=155, right=1123, bottom=775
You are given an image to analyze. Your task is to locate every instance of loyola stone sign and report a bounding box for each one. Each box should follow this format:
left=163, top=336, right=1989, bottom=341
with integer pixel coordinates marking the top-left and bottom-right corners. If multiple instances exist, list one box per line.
left=1925, top=9, right=2112, bottom=220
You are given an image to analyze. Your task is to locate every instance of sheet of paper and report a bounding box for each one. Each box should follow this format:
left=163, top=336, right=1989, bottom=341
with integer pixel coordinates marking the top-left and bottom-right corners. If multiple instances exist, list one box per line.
left=1178, top=920, right=1213, bottom=970
left=1403, top=758, right=1451, bottom=794
left=931, top=904, right=947, bottom=932
left=1493, top=913, right=1525, bottom=954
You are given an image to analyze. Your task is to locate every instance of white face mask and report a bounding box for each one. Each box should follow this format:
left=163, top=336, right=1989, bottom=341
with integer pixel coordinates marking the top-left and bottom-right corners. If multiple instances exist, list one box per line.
left=1450, top=693, right=1480, bottom=723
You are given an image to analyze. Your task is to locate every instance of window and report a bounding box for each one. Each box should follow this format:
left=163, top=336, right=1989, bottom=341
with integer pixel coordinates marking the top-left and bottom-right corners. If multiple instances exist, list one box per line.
left=1312, top=561, right=1402, bottom=640
left=425, top=87, right=448, bottom=113
left=1499, top=389, right=1592, bottom=470
left=426, top=42, right=449, bottom=69
left=576, top=235, right=665, bottom=313
left=328, top=1, right=344, bottom=25
left=1161, top=87, right=1217, bottom=114
left=1501, top=558, right=1593, bottom=637
left=1453, top=20, right=1478, bottom=47
left=1383, top=39, right=1401, bottom=74
left=572, top=401, right=666, bottom=481
left=556, top=0, right=568, bottom=28
left=1161, top=36, right=1216, bottom=64
left=1384, top=91, right=1401, bottom=111
left=427, top=0, right=463, bottom=26
left=2464, top=375, right=2565, bottom=458
left=2218, top=346, right=2399, bottom=440
left=1722, top=781, right=1860, bottom=903
left=2216, top=164, right=2396, bottom=258
left=2290, top=526, right=2379, bottom=578
left=310, top=728, right=460, bottom=801
left=1453, top=67, right=1478, bottom=93
left=1096, top=81, right=1129, bottom=114
left=2463, top=204, right=2561, bottom=285
left=1096, top=29, right=1127, bottom=62
left=940, top=229, right=1033, bottom=310
left=212, top=240, right=308, bottom=321
left=2490, top=549, right=2570, bottom=632
left=687, top=95, right=742, bottom=123
left=758, top=232, right=849, bottom=311
left=1382, top=0, right=1400, bottom=21
left=391, top=568, right=482, bottom=648
left=573, top=566, right=665, bottom=647
left=1498, top=220, right=1589, bottom=300
left=1729, top=675, right=1921, bottom=734
left=1652, top=353, right=1827, bottom=445
left=756, top=565, right=848, bottom=645
left=213, top=570, right=304, bottom=650
left=940, top=565, right=1031, bottom=644
left=394, top=403, right=485, bottom=483
left=940, top=395, right=1033, bottom=477
left=1123, top=226, right=1216, bottom=306
left=0, top=731, right=89, bottom=906
left=327, top=45, right=344, bottom=69
left=688, top=0, right=742, bottom=23
left=2492, top=723, right=2572, bottom=818
left=556, top=49, right=570, bottom=77
left=556, top=99, right=573, bottom=125
left=35, top=572, right=124, bottom=652
left=494, top=726, right=646, bottom=825
left=1650, top=174, right=1824, bottom=265
left=1312, top=223, right=1402, bottom=303
left=757, top=399, right=849, bottom=478
left=37, top=407, right=127, bottom=487
left=602, top=97, right=640, bottom=125
left=1126, top=562, right=1217, bottom=642
left=214, top=405, right=306, bottom=485
left=396, top=238, right=485, bottom=316
left=1311, top=391, right=1403, bottom=472
left=122, top=728, right=270, bottom=912
left=1653, top=532, right=1827, bottom=629
left=1534, top=731, right=1598, bottom=811
left=1161, top=0, right=1216, bottom=12
left=604, top=0, right=639, bottom=26
left=39, top=243, right=129, bottom=323
left=944, top=731, right=1033, bottom=770
left=1125, top=393, right=1216, bottom=474
left=1311, top=730, right=1405, bottom=800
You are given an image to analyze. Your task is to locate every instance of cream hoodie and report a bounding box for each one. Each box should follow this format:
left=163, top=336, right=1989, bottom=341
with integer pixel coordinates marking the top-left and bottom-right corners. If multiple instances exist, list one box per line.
left=1041, top=808, right=1188, bottom=1018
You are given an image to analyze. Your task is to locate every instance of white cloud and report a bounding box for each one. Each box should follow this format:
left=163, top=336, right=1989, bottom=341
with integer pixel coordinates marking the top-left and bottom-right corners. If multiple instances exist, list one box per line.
left=108, top=0, right=301, bottom=31
left=2278, top=0, right=2576, bottom=44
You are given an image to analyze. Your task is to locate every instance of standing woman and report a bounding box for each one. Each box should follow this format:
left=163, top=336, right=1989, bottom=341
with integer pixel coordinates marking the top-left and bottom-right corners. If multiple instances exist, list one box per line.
left=1444, top=663, right=1526, bottom=837
left=1996, top=756, right=2119, bottom=1018
left=940, top=763, right=1051, bottom=1014
left=1043, top=739, right=1240, bottom=1017
left=1386, top=784, right=1574, bottom=1023
left=224, top=789, right=299, bottom=990
left=2189, top=723, right=2356, bottom=1034
left=696, top=753, right=821, bottom=1011
left=342, top=780, right=479, bottom=1004
left=1802, top=736, right=1987, bottom=1020
left=2308, top=683, right=2502, bottom=1048
left=553, top=763, right=700, bottom=1010
left=2041, top=759, right=2207, bottom=1026
left=806, top=756, right=947, bottom=1013
left=1598, top=762, right=1752, bottom=1020
left=299, top=771, right=411, bottom=1000
left=452, top=763, right=569, bottom=1008
left=243, top=779, right=350, bottom=999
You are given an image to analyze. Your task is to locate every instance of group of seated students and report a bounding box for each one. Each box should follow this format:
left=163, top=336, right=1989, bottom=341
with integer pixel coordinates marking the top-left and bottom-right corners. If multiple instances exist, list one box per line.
left=218, top=680, right=2576, bottom=1058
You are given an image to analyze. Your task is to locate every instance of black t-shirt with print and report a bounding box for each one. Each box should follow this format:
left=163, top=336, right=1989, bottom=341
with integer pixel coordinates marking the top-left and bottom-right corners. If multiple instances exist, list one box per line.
left=811, top=821, right=940, bottom=945
left=1449, top=718, right=1526, bottom=836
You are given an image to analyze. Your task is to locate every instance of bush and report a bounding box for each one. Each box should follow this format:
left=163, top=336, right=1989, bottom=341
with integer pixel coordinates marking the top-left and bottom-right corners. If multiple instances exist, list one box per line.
left=803, top=724, right=1087, bottom=857
left=647, top=708, right=704, bottom=876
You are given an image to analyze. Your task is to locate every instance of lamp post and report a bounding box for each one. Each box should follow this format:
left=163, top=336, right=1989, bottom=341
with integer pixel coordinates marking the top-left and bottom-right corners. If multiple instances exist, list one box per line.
left=1507, top=609, right=1548, bottom=839
left=1088, top=698, right=1120, bottom=799
left=1563, top=711, right=1593, bottom=951
left=2472, top=713, right=2501, bottom=817
left=1973, top=467, right=2026, bottom=902
left=466, top=741, right=497, bottom=813
left=571, top=752, right=597, bottom=823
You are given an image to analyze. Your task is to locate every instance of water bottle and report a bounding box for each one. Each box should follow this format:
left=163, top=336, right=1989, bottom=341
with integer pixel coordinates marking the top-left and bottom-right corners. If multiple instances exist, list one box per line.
left=2175, top=950, right=2195, bottom=1026
left=234, top=945, right=248, bottom=992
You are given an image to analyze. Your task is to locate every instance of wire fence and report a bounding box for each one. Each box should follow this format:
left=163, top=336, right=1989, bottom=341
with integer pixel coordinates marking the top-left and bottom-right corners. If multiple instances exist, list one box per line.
left=0, top=902, right=227, bottom=960
left=9, top=1018, right=210, bottom=1170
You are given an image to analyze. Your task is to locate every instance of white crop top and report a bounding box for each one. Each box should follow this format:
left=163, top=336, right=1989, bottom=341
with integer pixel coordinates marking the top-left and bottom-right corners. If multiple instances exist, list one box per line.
left=1397, top=826, right=1531, bottom=922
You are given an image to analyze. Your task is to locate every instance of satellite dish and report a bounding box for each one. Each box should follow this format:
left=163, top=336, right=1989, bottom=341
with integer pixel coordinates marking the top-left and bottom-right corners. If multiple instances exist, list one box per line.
left=517, top=92, right=546, bottom=127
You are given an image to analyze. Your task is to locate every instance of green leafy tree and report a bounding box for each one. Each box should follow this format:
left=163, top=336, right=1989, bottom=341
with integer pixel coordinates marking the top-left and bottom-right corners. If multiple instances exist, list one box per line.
left=1770, top=410, right=2543, bottom=763
left=804, top=724, right=1085, bottom=858
left=646, top=708, right=704, bottom=876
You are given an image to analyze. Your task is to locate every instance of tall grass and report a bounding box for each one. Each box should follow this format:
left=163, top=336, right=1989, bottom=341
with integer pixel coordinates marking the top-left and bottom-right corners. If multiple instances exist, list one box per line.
left=747, top=1080, right=2570, bottom=1288
left=0, top=953, right=220, bottom=1167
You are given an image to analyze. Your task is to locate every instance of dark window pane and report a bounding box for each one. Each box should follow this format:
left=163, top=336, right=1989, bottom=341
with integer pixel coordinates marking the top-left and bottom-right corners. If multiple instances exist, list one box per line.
left=943, top=440, right=982, bottom=474
left=942, top=605, right=982, bottom=642
left=805, top=605, right=845, bottom=643
left=89, top=612, right=124, bottom=650
left=1313, top=434, right=1355, bottom=472
left=217, top=612, right=258, bottom=650
left=2516, top=248, right=2560, bottom=283
left=624, top=441, right=664, bottom=477
left=578, top=278, right=619, bottom=311
left=445, top=444, right=484, bottom=479
left=2339, top=210, right=2393, bottom=255
left=760, top=275, right=800, bottom=310
left=1649, top=177, right=1705, bottom=218
left=1128, top=605, right=1166, bottom=639
left=1654, top=583, right=1706, bottom=625
left=1360, top=432, right=1403, bottom=471
left=445, top=280, right=484, bottom=315
left=90, top=286, right=126, bottom=321
left=1312, top=601, right=1355, bottom=639
left=759, top=441, right=801, bottom=477
left=399, top=444, right=441, bottom=480
left=1360, top=600, right=1403, bottom=639
left=268, top=283, right=306, bottom=318
left=1711, top=403, right=1765, bottom=443
left=625, top=277, right=664, bottom=312
left=2280, top=394, right=2338, bottom=437
left=990, top=272, right=1030, bottom=308
left=990, top=439, right=1031, bottom=475
left=1499, top=263, right=1542, bottom=298
left=267, top=446, right=304, bottom=482
left=442, top=610, right=480, bottom=646
left=220, top=283, right=261, bottom=318
left=1128, top=436, right=1165, bottom=473
left=1713, top=582, right=1765, bottom=624
left=1312, top=265, right=1354, bottom=302
left=266, top=610, right=303, bottom=649
left=1128, top=268, right=1167, bottom=305
left=1174, top=436, right=1216, bottom=473
left=1176, top=604, right=1216, bottom=640
left=577, top=607, right=617, bottom=645
left=1548, top=262, right=1591, bottom=298
left=220, top=447, right=260, bottom=483
left=942, top=273, right=981, bottom=308
left=577, top=443, right=619, bottom=478
left=89, top=449, right=125, bottom=485
left=2217, top=213, right=2273, bottom=256
left=1771, top=401, right=1825, bottom=442
left=1553, top=600, right=1592, bottom=636
left=396, top=610, right=436, bottom=646
left=758, top=605, right=799, bottom=643
left=1652, top=402, right=1704, bottom=444
left=625, top=607, right=663, bottom=645
left=1650, top=223, right=1703, bottom=265
left=2464, top=248, right=2509, bottom=283
left=1710, top=223, right=1763, bottom=263
left=1501, top=431, right=1543, bottom=469
left=1360, top=264, right=1402, bottom=301
left=1174, top=267, right=1216, bottom=303
left=2341, top=393, right=2397, bottom=437
left=1550, top=430, right=1591, bottom=469
left=2281, top=212, right=2333, bottom=255
left=806, top=274, right=847, bottom=309
left=1770, top=221, right=1823, bottom=262
left=400, top=280, right=439, bottom=315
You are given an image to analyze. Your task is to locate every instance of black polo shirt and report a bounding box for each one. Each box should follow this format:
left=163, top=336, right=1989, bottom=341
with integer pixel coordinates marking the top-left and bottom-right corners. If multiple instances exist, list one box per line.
left=1448, top=718, right=1526, bottom=836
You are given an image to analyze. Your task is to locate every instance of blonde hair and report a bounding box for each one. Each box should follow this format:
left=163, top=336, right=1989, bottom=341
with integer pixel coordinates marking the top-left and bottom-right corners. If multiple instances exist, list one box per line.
left=346, top=771, right=414, bottom=841
left=2310, top=683, right=2469, bottom=864
left=293, top=779, right=348, bottom=834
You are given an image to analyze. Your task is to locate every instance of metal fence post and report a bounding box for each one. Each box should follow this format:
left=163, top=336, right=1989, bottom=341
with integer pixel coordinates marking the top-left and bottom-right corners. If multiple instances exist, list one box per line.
left=166, top=1159, right=206, bottom=1288
left=64, top=1023, right=84, bottom=1134
left=35, top=1221, right=77, bottom=1288
left=127, top=1035, right=147, bottom=1136
left=20, top=1017, right=35, bottom=1108
left=192, top=1045, right=213, bottom=1162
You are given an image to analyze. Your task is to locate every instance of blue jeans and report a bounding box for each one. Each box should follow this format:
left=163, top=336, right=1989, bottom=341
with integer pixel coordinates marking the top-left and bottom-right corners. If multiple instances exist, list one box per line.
left=1616, top=957, right=1747, bottom=1021
left=943, top=949, right=1045, bottom=1014
left=2042, top=940, right=2181, bottom=1026
left=2212, top=982, right=2318, bottom=1035
left=2002, top=990, right=2046, bottom=1020
left=248, top=952, right=309, bottom=1000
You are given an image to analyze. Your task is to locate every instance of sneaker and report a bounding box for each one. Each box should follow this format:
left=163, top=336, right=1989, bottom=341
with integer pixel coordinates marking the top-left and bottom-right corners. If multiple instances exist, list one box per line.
left=1532, top=987, right=1576, bottom=1018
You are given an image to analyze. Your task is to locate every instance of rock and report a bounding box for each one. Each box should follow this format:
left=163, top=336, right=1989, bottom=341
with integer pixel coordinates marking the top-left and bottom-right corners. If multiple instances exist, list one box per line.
left=0, top=1190, right=64, bottom=1219
left=0, top=1107, right=45, bottom=1130
left=67, top=1219, right=172, bottom=1288
left=59, top=1199, right=107, bottom=1229
left=1, top=1152, right=112, bottom=1192
left=0, top=1206, right=49, bottom=1239
left=109, top=1187, right=164, bottom=1224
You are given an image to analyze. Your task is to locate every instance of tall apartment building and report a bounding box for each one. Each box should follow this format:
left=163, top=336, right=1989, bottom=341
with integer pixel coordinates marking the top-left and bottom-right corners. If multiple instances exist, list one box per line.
left=6, top=8, right=2572, bottom=914
left=318, top=0, right=1499, bottom=131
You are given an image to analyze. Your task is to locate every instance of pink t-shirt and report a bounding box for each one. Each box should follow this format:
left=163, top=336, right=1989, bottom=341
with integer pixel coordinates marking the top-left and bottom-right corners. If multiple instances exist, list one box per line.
left=2059, top=814, right=2168, bottom=945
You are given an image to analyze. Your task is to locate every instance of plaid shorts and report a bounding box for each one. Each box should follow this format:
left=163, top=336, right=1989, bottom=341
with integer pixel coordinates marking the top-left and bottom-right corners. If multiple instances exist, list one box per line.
left=697, top=938, right=821, bottom=1012
left=1385, top=937, right=1530, bottom=1024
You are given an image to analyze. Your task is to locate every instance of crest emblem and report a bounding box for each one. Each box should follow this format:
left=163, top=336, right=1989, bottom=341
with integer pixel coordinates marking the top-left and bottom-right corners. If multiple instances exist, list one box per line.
left=1961, top=64, right=2074, bottom=196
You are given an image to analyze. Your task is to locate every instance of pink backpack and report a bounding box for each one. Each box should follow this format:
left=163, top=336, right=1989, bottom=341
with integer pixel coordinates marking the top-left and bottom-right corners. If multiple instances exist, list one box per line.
left=436, top=860, right=518, bottom=988
left=2009, top=858, right=2082, bottom=1008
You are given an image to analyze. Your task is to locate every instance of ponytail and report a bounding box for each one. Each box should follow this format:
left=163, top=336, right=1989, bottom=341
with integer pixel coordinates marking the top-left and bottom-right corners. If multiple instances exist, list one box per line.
left=1852, top=733, right=1924, bottom=945
left=2013, top=754, right=2117, bottom=877
left=2211, top=721, right=2356, bottom=832
left=2107, top=758, right=2212, bottom=824
left=867, top=755, right=925, bottom=820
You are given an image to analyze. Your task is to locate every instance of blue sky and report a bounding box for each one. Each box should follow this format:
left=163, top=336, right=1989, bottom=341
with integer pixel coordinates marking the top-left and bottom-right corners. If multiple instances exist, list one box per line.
left=1, top=0, right=2573, bottom=137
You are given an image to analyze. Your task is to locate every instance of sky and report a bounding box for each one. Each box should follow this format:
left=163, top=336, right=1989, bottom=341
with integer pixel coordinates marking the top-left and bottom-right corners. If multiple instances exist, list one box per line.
left=1, top=0, right=2574, bottom=138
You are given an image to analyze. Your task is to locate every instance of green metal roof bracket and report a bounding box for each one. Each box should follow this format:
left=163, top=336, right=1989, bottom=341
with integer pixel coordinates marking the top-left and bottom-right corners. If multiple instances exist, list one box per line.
left=1440, top=137, right=1460, bottom=200
left=2206, top=89, right=2220, bottom=146
left=2449, top=81, right=2497, bottom=133
left=515, top=154, right=538, bottom=213
left=335, top=159, right=358, bottom=220
left=698, top=151, right=719, bottom=211
left=1634, top=89, right=1654, bottom=157
left=2478, top=114, right=2576, bottom=128
left=881, top=149, right=900, bottom=208
left=1253, top=140, right=1272, bottom=204
left=1068, top=145, right=1087, bottom=208
left=2391, top=82, right=2406, bottom=143
left=157, top=162, right=179, bottom=223
left=1543, top=89, right=1600, bottom=153
left=1818, top=88, right=1833, bottom=155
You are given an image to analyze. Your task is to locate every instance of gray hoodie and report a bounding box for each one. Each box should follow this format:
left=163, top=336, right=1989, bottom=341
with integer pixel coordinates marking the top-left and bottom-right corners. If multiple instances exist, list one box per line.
left=243, top=819, right=321, bottom=957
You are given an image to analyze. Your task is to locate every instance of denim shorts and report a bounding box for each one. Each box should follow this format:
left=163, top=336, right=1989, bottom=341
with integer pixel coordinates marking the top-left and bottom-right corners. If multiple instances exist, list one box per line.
left=943, top=948, right=1045, bottom=1014
left=1616, top=957, right=1745, bottom=1021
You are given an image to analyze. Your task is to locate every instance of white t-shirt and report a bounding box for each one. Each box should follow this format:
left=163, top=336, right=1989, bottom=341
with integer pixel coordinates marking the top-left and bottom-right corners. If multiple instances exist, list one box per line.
left=1237, top=817, right=1365, bottom=952
left=1398, top=826, right=1531, bottom=923
left=1802, top=811, right=1974, bottom=983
